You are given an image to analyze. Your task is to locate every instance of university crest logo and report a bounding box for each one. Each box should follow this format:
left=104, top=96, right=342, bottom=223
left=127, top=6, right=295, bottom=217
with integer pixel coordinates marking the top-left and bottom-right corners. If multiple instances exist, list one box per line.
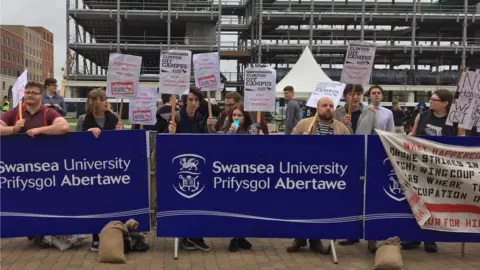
left=172, top=154, right=206, bottom=199
left=382, top=158, right=406, bottom=202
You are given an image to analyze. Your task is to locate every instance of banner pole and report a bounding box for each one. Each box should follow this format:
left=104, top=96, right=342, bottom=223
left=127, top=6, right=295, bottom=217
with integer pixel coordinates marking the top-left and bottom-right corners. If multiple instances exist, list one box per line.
left=330, top=240, right=338, bottom=264
left=118, top=99, right=124, bottom=124
left=347, top=84, right=355, bottom=115
left=207, top=93, right=213, bottom=118
left=18, top=101, right=23, bottom=120
left=461, top=242, right=465, bottom=258
left=171, top=95, right=176, bottom=124
left=174, top=238, right=179, bottom=260
left=257, top=111, right=261, bottom=123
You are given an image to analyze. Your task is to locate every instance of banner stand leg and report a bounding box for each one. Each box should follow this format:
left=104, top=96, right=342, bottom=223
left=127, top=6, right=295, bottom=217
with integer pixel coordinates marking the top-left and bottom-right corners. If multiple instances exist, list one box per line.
left=461, top=242, right=465, bottom=258
left=174, top=238, right=179, bottom=260
left=330, top=240, right=338, bottom=264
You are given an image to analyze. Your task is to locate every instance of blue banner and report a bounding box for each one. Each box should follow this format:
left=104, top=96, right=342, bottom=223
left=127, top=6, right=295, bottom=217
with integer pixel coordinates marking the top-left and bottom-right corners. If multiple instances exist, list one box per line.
left=365, top=135, right=480, bottom=242
left=0, top=131, right=150, bottom=238
left=156, top=134, right=364, bottom=239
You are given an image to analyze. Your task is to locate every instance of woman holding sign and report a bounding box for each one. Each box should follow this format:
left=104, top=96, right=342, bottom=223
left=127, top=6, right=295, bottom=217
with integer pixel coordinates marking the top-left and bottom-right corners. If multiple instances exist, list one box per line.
left=75, top=89, right=123, bottom=252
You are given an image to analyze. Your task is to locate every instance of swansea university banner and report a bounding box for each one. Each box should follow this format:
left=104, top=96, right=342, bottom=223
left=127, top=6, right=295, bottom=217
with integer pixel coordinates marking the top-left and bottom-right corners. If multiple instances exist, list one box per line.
left=156, top=134, right=364, bottom=239
left=0, top=131, right=150, bottom=238
left=365, top=134, right=480, bottom=242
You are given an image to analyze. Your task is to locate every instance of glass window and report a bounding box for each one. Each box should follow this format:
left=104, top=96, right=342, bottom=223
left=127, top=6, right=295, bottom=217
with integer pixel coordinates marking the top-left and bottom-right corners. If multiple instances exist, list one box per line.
left=1, top=35, right=3, bottom=45
left=1, top=51, right=4, bottom=60
left=6, top=37, right=9, bottom=47
left=6, top=52, right=9, bottom=62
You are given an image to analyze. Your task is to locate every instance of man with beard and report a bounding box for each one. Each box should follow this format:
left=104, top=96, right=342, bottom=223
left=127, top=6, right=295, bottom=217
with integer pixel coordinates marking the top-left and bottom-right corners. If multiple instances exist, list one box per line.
left=285, top=97, right=350, bottom=254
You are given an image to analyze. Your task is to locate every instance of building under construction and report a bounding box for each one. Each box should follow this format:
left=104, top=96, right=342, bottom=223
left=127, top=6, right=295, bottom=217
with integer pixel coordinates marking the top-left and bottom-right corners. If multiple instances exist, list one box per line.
left=66, top=0, right=480, bottom=103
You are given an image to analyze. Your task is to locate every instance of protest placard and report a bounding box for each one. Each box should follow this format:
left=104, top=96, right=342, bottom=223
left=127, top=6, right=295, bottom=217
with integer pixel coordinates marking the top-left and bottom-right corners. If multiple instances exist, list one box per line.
left=376, top=129, right=480, bottom=233
left=159, top=50, right=192, bottom=95
left=193, top=52, right=221, bottom=92
left=129, top=87, right=158, bottom=126
left=106, top=53, right=142, bottom=98
left=244, top=66, right=276, bottom=112
left=340, top=42, right=376, bottom=85
left=306, top=82, right=346, bottom=108
left=12, top=69, right=28, bottom=108
left=446, top=69, right=480, bottom=130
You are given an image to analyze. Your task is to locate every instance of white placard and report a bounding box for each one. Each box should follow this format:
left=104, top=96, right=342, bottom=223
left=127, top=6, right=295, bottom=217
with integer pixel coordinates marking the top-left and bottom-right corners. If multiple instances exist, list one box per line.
left=129, top=87, right=158, bottom=125
left=193, top=52, right=221, bottom=92
left=306, top=81, right=346, bottom=108
left=159, top=50, right=192, bottom=95
left=446, top=69, right=480, bottom=130
left=12, top=69, right=28, bottom=107
left=340, top=41, right=376, bottom=85
left=244, top=66, right=276, bottom=112
left=106, top=53, right=142, bottom=98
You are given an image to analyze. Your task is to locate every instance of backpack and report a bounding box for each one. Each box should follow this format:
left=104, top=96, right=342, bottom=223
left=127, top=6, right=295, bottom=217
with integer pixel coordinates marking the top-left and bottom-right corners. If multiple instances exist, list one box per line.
left=13, top=104, right=50, bottom=127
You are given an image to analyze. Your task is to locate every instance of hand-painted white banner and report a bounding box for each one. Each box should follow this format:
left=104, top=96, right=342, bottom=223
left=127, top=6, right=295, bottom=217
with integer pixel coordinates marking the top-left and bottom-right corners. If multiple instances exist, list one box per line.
left=193, top=52, right=221, bottom=92
left=129, top=87, right=157, bottom=125
left=376, top=129, right=480, bottom=233
left=306, top=81, right=346, bottom=108
left=446, top=69, right=480, bottom=130
left=106, top=53, right=142, bottom=98
left=340, top=41, right=376, bottom=85
left=159, top=50, right=192, bottom=95
left=12, top=69, right=28, bottom=107
left=244, top=66, right=276, bottom=112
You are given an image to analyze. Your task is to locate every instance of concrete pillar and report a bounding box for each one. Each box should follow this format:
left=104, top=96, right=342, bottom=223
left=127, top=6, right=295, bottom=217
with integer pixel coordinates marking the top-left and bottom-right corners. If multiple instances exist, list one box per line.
left=407, top=91, right=415, bottom=103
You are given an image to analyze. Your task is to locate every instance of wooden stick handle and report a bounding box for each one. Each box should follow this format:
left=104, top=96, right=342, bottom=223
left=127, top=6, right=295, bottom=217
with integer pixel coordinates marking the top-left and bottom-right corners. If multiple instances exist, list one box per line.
left=171, top=95, right=176, bottom=123
left=307, top=112, right=318, bottom=134
left=118, top=99, right=124, bottom=124
left=18, top=101, right=23, bottom=120
left=207, top=94, right=213, bottom=118
left=257, top=111, right=261, bottom=123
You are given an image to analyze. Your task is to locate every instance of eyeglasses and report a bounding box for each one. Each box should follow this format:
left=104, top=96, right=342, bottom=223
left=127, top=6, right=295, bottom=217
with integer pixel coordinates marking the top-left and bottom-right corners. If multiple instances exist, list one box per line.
left=430, top=98, right=442, bottom=102
left=225, top=103, right=236, bottom=108
left=24, top=91, right=42, bottom=96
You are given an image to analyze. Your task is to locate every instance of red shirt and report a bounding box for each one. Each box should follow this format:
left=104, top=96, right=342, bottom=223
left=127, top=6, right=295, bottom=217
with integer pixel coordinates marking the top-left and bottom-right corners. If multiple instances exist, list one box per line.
left=1, top=105, right=61, bottom=133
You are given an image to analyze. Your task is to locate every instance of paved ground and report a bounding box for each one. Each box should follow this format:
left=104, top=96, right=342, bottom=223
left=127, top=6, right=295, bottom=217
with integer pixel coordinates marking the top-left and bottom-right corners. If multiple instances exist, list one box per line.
left=1, top=234, right=479, bottom=270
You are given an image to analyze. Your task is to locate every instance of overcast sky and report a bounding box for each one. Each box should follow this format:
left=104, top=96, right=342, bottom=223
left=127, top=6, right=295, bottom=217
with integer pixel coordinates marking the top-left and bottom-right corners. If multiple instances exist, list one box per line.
left=0, top=0, right=443, bottom=87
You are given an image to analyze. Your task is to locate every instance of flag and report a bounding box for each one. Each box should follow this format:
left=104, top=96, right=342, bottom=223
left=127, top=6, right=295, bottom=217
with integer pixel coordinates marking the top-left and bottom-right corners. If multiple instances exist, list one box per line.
left=12, top=69, right=28, bottom=107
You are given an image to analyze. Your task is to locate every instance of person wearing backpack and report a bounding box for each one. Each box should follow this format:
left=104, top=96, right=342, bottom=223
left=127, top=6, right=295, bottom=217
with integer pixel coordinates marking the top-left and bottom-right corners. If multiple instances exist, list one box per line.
left=0, top=81, right=69, bottom=247
left=0, top=81, right=70, bottom=137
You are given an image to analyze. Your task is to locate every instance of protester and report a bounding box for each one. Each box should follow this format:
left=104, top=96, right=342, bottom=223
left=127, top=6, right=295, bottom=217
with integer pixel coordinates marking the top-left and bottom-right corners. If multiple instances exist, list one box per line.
left=334, top=84, right=378, bottom=136
left=0, top=81, right=69, bottom=137
left=211, top=91, right=242, bottom=133
left=403, top=89, right=464, bottom=253
left=0, top=81, right=69, bottom=247
left=283, top=86, right=302, bottom=135
left=2, top=95, right=10, bottom=112
left=286, top=97, right=349, bottom=254
left=334, top=84, right=378, bottom=248
left=167, top=86, right=210, bottom=251
left=391, top=101, right=406, bottom=134
left=367, top=85, right=394, bottom=132
left=75, top=89, right=122, bottom=251
left=42, top=78, right=67, bottom=116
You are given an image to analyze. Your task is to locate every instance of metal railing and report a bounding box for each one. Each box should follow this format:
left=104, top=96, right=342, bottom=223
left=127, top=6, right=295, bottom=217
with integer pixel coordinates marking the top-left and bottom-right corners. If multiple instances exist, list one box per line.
left=73, top=0, right=241, bottom=10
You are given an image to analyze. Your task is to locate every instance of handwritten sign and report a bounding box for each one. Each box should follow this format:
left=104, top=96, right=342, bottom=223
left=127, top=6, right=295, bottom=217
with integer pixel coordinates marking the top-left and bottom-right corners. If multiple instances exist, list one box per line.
left=159, top=50, right=192, bottom=95
left=306, top=82, right=346, bottom=108
left=446, top=69, right=480, bottom=130
left=340, top=42, right=376, bottom=85
left=244, top=66, right=276, bottom=112
left=106, top=53, right=142, bottom=98
left=129, top=87, right=158, bottom=126
left=193, top=52, right=221, bottom=92
left=377, top=129, right=480, bottom=233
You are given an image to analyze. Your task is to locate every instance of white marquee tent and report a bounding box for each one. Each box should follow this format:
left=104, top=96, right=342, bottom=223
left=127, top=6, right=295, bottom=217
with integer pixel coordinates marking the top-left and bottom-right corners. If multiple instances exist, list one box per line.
left=275, top=47, right=332, bottom=99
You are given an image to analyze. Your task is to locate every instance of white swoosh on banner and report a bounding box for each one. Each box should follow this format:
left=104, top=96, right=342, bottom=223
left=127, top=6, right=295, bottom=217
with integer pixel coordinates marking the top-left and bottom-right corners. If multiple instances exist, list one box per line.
left=156, top=210, right=360, bottom=224
left=0, top=208, right=149, bottom=219
left=364, top=213, right=414, bottom=221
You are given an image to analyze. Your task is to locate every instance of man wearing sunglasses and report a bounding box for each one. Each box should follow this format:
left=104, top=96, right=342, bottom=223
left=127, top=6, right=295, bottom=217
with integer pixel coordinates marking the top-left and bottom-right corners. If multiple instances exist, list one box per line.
left=42, top=78, right=67, bottom=116
left=0, top=81, right=70, bottom=138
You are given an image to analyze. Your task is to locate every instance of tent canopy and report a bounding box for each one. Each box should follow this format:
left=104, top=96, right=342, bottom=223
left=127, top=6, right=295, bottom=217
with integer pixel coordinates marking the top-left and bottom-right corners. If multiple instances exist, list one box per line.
left=275, top=47, right=332, bottom=99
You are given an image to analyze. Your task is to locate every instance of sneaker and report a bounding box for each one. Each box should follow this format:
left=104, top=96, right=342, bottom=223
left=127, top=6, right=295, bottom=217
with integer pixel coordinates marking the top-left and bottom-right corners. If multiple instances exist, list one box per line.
left=90, top=241, right=99, bottom=252
left=181, top=238, right=196, bottom=251
left=309, top=239, right=331, bottom=255
left=286, top=239, right=307, bottom=253
left=400, top=241, right=421, bottom=250
left=424, top=242, right=438, bottom=253
left=338, top=239, right=359, bottom=246
left=229, top=238, right=239, bottom=252
left=237, top=237, right=252, bottom=250
left=187, top=238, right=211, bottom=252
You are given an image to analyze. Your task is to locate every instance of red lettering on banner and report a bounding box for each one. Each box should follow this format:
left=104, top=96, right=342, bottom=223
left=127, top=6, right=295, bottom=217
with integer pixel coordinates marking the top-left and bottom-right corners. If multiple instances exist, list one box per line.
left=403, top=141, right=427, bottom=152
left=426, top=218, right=441, bottom=226
left=466, top=219, right=480, bottom=228
left=443, top=218, right=460, bottom=227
